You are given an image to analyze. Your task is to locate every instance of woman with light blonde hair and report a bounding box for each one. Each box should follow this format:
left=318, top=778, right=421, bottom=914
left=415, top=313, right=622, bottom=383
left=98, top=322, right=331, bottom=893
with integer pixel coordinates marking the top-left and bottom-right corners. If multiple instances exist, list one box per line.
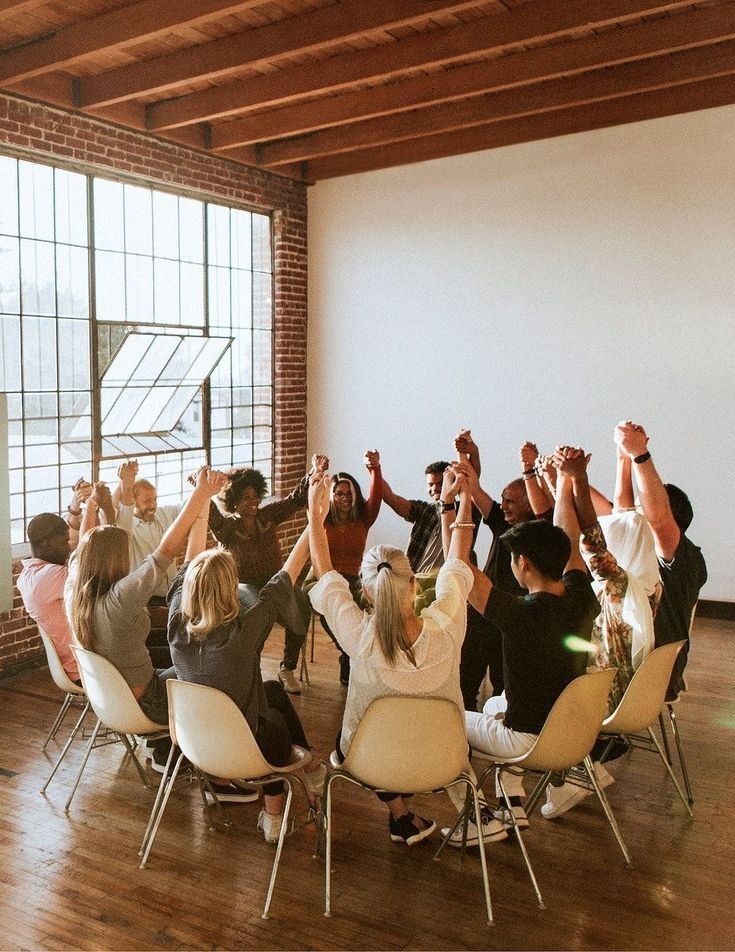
left=65, top=469, right=227, bottom=759
left=167, top=496, right=325, bottom=843
left=307, top=463, right=475, bottom=846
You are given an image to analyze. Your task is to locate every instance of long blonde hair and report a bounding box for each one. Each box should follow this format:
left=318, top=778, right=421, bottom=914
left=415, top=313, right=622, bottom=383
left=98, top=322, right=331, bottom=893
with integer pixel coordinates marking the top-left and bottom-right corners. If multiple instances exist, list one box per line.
left=71, top=525, right=130, bottom=650
left=181, top=549, right=240, bottom=641
left=361, top=545, right=416, bottom=666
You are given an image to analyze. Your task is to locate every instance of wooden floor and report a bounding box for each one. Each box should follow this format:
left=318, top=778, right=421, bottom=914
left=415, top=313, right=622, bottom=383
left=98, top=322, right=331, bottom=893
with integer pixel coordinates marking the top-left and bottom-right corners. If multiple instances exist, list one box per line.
left=1, top=617, right=733, bottom=952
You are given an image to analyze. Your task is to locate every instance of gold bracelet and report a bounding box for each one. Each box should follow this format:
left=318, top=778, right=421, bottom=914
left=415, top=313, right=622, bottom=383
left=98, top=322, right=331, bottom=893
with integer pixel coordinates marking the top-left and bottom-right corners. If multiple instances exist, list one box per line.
left=449, top=521, right=475, bottom=530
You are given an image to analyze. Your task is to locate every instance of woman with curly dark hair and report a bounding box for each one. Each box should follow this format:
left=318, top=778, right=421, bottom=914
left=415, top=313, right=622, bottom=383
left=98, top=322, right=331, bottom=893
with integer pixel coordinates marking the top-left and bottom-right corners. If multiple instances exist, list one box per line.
left=208, top=454, right=328, bottom=694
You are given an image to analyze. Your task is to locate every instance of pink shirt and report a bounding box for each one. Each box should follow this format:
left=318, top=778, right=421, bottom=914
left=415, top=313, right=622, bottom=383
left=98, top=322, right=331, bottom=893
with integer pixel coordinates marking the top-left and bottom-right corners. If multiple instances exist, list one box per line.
left=17, top=558, right=79, bottom=682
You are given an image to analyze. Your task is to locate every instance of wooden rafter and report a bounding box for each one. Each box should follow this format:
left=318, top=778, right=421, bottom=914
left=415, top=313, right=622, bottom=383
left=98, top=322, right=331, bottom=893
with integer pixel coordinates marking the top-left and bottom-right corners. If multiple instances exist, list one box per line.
left=0, top=0, right=43, bottom=15
left=212, top=4, right=735, bottom=151
left=305, top=74, right=735, bottom=179
left=146, top=0, right=694, bottom=130
left=0, top=2, right=272, bottom=86
left=258, top=39, right=735, bottom=165
left=79, top=0, right=483, bottom=108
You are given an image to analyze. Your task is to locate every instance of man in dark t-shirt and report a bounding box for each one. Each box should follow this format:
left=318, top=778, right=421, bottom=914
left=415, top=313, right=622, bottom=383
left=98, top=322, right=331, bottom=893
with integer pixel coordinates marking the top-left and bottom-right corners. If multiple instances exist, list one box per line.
left=615, top=422, right=707, bottom=698
left=440, top=457, right=598, bottom=845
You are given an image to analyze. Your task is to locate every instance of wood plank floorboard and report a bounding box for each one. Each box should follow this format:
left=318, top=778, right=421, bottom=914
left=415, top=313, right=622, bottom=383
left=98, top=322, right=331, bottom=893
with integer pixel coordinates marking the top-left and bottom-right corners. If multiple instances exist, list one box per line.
left=0, top=617, right=733, bottom=951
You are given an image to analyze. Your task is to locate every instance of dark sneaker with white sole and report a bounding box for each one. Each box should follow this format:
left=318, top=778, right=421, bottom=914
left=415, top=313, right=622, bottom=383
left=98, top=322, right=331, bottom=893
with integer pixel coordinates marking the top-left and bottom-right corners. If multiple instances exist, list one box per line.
left=205, top=781, right=260, bottom=805
left=440, top=806, right=508, bottom=846
left=389, top=812, right=436, bottom=846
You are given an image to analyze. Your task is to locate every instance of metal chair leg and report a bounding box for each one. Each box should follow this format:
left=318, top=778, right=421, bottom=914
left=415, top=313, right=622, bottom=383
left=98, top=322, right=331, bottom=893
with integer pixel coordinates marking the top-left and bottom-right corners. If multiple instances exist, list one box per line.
left=139, top=744, right=179, bottom=858
left=667, top=704, right=694, bottom=805
left=433, top=784, right=471, bottom=861
left=261, top=778, right=294, bottom=919
left=43, top=693, right=74, bottom=750
left=299, top=645, right=310, bottom=687
left=40, top=700, right=90, bottom=793
left=468, top=780, right=494, bottom=925
left=309, top=611, right=316, bottom=664
left=583, top=756, right=633, bottom=867
left=64, top=717, right=102, bottom=812
left=523, top=771, right=551, bottom=819
left=324, top=773, right=335, bottom=917
left=646, top=727, right=694, bottom=819
left=658, top=711, right=673, bottom=766
left=118, top=732, right=152, bottom=787
left=139, top=751, right=186, bottom=868
left=497, top=770, right=545, bottom=909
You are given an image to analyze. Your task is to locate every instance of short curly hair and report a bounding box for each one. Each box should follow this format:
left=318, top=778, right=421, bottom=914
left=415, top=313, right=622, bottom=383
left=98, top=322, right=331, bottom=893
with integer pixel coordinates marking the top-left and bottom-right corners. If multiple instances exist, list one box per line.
left=222, top=467, right=268, bottom=512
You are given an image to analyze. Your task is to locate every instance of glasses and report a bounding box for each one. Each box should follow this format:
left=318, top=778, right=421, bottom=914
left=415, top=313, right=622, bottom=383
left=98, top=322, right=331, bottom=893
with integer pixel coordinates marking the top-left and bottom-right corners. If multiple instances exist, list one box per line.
left=333, top=491, right=353, bottom=499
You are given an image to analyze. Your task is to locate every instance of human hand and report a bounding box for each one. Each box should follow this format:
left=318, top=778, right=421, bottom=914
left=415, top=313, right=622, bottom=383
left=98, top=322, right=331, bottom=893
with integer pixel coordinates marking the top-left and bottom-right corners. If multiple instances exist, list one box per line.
left=519, top=442, right=539, bottom=470
left=194, top=466, right=228, bottom=497
left=311, top=453, right=329, bottom=474
left=454, top=428, right=477, bottom=458
left=452, top=459, right=480, bottom=494
left=364, top=449, right=380, bottom=471
left=308, top=473, right=330, bottom=521
left=440, top=465, right=466, bottom=503
left=614, top=421, right=649, bottom=459
left=536, top=454, right=555, bottom=476
left=552, top=446, right=590, bottom=480
left=117, top=459, right=138, bottom=486
left=71, top=478, right=92, bottom=510
left=87, top=480, right=109, bottom=508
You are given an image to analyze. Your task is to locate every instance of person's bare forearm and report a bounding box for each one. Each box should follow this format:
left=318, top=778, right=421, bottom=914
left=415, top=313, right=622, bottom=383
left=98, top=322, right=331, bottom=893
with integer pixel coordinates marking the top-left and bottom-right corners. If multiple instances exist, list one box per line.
left=380, top=477, right=411, bottom=520
left=614, top=453, right=635, bottom=511
left=524, top=470, right=551, bottom=517
left=554, top=474, right=586, bottom=573
left=185, top=498, right=210, bottom=562
left=283, top=527, right=310, bottom=584
left=570, top=474, right=598, bottom=533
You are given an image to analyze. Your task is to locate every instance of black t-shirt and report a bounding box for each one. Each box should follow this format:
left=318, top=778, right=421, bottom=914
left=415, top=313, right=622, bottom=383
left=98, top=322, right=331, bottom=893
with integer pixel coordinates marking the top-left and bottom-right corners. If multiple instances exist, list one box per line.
left=655, top=534, right=707, bottom=648
left=482, top=501, right=525, bottom=594
left=483, top=569, right=599, bottom=734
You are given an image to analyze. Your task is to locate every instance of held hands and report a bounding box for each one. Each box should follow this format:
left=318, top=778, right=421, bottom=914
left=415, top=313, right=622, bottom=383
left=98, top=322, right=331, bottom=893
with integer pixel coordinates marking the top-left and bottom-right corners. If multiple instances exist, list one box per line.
left=519, top=442, right=539, bottom=470
left=454, top=428, right=477, bottom=459
left=452, top=459, right=480, bottom=495
left=614, top=420, right=649, bottom=459
left=117, top=459, right=138, bottom=485
left=308, top=472, right=330, bottom=521
left=194, top=466, right=229, bottom=497
left=87, top=480, right=110, bottom=509
left=364, top=449, right=380, bottom=471
left=71, top=478, right=92, bottom=509
left=552, top=446, right=591, bottom=480
left=311, top=453, right=329, bottom=474
left=440, top=464, right=467, bottom=503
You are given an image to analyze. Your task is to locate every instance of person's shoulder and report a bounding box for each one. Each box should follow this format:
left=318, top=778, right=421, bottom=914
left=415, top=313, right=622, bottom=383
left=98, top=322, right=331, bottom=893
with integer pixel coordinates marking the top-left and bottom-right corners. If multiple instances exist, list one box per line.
left=562, top=569, right=596, bottom=597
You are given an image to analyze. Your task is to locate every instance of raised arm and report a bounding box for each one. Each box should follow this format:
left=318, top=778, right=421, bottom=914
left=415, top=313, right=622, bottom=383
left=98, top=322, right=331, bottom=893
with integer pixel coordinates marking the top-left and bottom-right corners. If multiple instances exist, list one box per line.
left=379, top=474, right=412, bottom=520
left=519, top=441, right=551, bottom=517
left=307, top=474, right=333, bottom=579
left=363, top=449, right=383, bottom=526
left=78, top=481, right=106, bottom=544
left=551, top=448, right=587, bottom=575
left=184, top=495, right=211, bottom=562
left=439, top=465, right=473, bottom=565
left=157, top=467, right=227, bottom=562
left=556, top=448, right=596, bottom=532
left=455, top=428, right=481, bottom=477
left=66, top=478, right=91, bottom=547
left=282, top=526, right=310, bottom=584
left=614, top=442, right=635, bottom=511
left=455, top=448, right=493, bottom=519
left=616, top=421, right=680, bottom=560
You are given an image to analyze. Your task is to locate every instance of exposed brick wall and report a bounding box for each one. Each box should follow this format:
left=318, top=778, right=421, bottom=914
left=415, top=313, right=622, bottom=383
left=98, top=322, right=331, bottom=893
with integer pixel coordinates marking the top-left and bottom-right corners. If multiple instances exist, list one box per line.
left=0, top=92, right=308, bottom=678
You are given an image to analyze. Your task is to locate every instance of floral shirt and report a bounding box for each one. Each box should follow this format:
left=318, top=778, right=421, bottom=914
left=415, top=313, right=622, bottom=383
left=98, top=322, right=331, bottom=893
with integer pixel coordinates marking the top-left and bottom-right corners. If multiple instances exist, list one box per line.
left=581, top=522, right=634, bottom=713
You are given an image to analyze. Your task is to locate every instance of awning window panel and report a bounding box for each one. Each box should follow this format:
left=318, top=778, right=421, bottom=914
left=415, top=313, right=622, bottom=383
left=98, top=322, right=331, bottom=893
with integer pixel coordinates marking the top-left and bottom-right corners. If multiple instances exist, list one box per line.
left=148, top=386, right=199, bottom=432
left=125, top=386, right=176, bottom=433
left=101, top=386, right=148, bottom=436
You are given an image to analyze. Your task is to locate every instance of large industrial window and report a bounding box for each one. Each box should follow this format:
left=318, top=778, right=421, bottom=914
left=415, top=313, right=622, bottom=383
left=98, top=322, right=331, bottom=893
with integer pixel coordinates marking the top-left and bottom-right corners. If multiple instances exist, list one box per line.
left=0, top=154, right=274, bottom=547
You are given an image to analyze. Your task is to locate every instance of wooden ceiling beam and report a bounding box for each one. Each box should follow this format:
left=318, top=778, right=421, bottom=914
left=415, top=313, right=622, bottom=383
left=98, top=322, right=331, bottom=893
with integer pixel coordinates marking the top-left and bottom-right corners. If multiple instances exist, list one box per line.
left=0, top=1, right=266, bottom=86
left=212, top=3, right=735, bottom=151
left=259, top=39, right=735, bottom=165
left=80, top=0, right=483, bottom=109
left=147, top=0, right=693, bottom=130
left=0, top=0, right=43, bottom=15
left=306, top=74, right=735, bottom=179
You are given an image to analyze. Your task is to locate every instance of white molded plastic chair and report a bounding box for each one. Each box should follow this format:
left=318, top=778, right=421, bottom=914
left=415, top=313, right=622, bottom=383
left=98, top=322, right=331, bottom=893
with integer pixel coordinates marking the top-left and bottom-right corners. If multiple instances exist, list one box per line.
left=599, top=640, right=693, bottom=819
left=63, top=645, right=169, bottom=812
left=38, top=626, right=87, bottom=748
left=139, top=679, right=313, bottom=920
left=458, top=668, right=620, bottom=911
left=324, top=696, right=493, bottom=926
left=37, top=627, right=91, bottom=795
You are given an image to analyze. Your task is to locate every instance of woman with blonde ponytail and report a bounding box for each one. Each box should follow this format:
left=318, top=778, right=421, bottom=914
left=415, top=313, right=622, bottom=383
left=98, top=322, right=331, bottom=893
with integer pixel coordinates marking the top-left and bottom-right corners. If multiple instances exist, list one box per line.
left=307, top=463, right=475, bottom=847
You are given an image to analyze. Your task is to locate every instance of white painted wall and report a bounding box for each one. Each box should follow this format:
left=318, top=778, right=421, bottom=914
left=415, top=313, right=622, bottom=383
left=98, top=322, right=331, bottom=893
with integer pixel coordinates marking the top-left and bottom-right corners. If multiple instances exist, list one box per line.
left=307, top=105, right=735, bottom=601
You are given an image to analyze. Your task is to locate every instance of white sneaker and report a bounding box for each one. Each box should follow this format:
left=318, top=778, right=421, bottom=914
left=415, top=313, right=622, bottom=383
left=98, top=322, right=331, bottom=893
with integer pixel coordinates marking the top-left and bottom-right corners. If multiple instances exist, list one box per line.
left=257, top=809, right=284, bottom=844
left=541, top=764, right=614, bottom=819
left=304, top=763, right=328, bottom=797
left=278, top=666, right=301, bottom=695
left=440, top=807, right=508, bottom=846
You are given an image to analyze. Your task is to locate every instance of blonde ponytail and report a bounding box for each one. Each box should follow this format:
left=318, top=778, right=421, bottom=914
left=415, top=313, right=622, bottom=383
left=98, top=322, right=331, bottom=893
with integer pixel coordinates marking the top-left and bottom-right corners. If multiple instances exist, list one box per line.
left=361, top=545, right=416, bottom=666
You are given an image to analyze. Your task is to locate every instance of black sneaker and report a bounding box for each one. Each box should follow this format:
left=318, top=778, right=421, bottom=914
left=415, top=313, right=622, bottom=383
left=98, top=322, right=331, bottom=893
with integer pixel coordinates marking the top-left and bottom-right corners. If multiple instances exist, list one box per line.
left=339, top=653, right=351, bottom=686
left=205, top=781, right=260, bottom=805
left=389, top=812, right=436, bottom=846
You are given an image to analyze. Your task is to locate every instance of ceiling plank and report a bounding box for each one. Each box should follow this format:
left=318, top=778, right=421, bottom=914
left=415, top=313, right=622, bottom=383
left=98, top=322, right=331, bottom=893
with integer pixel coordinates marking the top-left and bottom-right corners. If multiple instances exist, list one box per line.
left=80, top=0, right=484, bottom=108
left=147, top=0, right=693, bottom=130
left=0, top=0, right=43, bottom=15
left=0, top=1, right=267, bottom=86
left=212, top=3, right=735, bottom=151
left=306, top=74, right=735, bottom=179
left=259, top=39, right=735, bottom=165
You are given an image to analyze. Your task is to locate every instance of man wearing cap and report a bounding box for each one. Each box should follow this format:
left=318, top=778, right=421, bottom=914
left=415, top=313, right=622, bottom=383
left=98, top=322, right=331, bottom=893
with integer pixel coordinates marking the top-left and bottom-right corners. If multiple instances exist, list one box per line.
left=18, top=512, right=80, bottom=684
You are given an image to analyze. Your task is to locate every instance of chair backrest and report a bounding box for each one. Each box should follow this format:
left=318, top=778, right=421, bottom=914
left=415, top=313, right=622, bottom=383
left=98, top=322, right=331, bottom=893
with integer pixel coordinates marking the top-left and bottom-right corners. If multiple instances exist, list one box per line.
left=341, top=696, right=469, bottom=793
left=71, top=645, right=167, bottom=735
left=518, top=668, right=617, bottom=773
left=38, top=626, right=84, bottom=696
left=167, top=679, right=272, bottom=780
left=602, top=641, right=685, bottom=735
